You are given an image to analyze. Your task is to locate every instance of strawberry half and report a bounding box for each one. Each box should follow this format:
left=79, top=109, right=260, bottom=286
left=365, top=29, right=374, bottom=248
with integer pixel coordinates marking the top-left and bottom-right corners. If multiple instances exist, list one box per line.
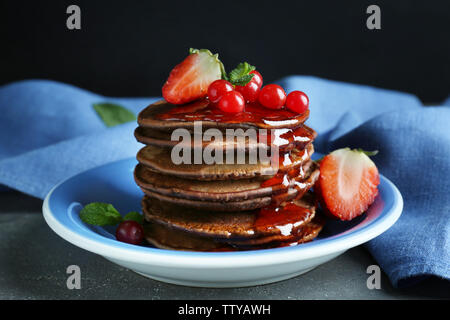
left=316, top=148, right=380, bottom=221
left=162, top=48, right=224, bottom=105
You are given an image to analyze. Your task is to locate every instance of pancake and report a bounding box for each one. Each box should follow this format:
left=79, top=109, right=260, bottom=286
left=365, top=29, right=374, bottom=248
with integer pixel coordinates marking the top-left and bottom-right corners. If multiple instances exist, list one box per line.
left=134, top=125, right=317, bottom=153
left=136, top=143, right=314, bottom=181
left=137, top=99, right=310, bottom=131
left=134, top=160, right=314, bottom=202
left=135, top=126, right=264, bottom=151
left=138, top=162, right=319, bottom=211
left=144, top=222, right=227, bottom=251
left=143, top=209, right=324, bottom=251
left=142, top=192, right=317, bottom=239
left=142, top=189, right=273, bottom=211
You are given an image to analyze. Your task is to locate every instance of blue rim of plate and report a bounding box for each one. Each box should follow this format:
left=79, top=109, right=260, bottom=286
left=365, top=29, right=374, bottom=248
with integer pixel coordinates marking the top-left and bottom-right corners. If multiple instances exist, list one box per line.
left=43, top=157, right=403, bottom=268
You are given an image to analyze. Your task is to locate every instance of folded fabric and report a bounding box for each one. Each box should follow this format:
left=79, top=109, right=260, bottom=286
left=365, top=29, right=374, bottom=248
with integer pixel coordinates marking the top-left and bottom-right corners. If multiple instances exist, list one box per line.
left=0, top=78, right=448, bottom=288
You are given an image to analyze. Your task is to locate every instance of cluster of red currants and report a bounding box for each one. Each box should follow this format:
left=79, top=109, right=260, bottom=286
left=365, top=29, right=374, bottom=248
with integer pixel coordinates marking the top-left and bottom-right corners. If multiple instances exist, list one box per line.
left=207, top=70, right=309, bottom=114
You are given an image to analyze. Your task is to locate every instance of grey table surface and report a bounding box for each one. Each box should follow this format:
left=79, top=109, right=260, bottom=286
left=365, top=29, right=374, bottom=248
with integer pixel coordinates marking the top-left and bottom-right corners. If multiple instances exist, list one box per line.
left=0, top=191, right=448, bottom=300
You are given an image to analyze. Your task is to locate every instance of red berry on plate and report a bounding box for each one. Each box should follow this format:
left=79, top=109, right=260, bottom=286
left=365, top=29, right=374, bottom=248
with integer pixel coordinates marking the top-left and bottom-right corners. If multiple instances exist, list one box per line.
left=162, top=49, right=223, bottom=105
left=116, top=221, right=144, bottom=245
left=207, top=79, right=234, bottom=103
left=249, top=70, right=263, bottom=88
left=258, top=84, right=286, bottom=109
left=235, top=81, right=260, bottom=102
left=316, top=148, right=380, bottom=221
left=217, top=91, right=245, bottom=113
left=286, top=91, right=309, bottom=113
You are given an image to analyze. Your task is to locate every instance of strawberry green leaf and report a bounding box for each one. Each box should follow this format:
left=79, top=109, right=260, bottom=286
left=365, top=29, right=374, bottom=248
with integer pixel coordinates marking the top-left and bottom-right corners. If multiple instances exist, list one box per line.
left=220, top=62, right=228, bottom=81
left=93, top=103, right=136, bottom=127
left=314, top=156, right=325, bottom=163
left=356, top=148, right=379, bottom=156
left=189, top=48, right=228, bottom=80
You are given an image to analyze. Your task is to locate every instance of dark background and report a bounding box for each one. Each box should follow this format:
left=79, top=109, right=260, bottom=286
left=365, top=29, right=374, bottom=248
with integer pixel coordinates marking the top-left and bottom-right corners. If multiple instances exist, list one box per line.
left=1, top=0, right=449, bottom=103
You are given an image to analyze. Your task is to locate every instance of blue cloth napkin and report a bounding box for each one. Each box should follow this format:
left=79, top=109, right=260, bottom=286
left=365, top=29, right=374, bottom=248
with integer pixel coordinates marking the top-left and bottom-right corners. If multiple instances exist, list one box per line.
left=0, top=78, right=449, bottom=288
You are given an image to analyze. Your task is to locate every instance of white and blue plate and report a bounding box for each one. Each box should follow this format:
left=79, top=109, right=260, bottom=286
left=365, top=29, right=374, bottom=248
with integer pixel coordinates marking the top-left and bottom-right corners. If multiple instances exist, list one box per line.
left=43, top=156, right=403, bottom=288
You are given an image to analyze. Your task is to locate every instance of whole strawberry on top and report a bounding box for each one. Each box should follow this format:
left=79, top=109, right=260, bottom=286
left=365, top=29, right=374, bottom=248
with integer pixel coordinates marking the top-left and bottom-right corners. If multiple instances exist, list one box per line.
left=316, top=148, right=380, bottom=221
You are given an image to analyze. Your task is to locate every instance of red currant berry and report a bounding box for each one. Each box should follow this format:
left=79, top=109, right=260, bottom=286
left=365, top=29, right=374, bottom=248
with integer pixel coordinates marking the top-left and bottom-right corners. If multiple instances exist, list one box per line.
left=258, top=84, right=286, bottom=109
left=249, top=70, right=263, bottom=88
left=217, top=91, right=245, bottom=113
left=286, top=91, right=309, bottom=113
left=116, top=221, right=144, bottom=245
left=235, top=81, right=260, bottom=102
left=207, top=79, right=234, bottom=104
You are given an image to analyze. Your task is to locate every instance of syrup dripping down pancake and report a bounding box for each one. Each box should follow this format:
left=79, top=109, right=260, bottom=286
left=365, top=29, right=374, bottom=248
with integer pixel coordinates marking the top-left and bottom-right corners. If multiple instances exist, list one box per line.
left=134, top=160, right=314, bottom=202
left=136, top=143, right=314, bottom=181
left=142, top=192, right=318, bottom=240
left=134, top=124, right=316, bottom=153
left=138, top=162, right=319, bottom=211
left=145, top=201, right=325, bottom=252
left=143, top=216, right=325, bottom=252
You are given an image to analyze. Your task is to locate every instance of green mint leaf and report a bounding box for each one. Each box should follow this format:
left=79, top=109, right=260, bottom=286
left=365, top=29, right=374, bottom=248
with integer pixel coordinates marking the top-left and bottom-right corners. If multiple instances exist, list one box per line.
left=93, top=103, right=136, bottom=127
left=123, top=211, right=144, bottom=225
left=229, top=62, right=256, bottom=81
left=79, top=202, right=123, bottom=226
left=231, top=74, right=254, bottom=86
left=355, top=148, right=379, bottom=156
left=228, top=62, right=256, bottom=86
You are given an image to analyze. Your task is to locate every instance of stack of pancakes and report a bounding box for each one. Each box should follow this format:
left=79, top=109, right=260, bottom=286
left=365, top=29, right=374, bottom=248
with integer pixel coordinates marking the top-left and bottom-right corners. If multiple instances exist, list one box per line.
left=134, top=99, right=324, bottom=251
